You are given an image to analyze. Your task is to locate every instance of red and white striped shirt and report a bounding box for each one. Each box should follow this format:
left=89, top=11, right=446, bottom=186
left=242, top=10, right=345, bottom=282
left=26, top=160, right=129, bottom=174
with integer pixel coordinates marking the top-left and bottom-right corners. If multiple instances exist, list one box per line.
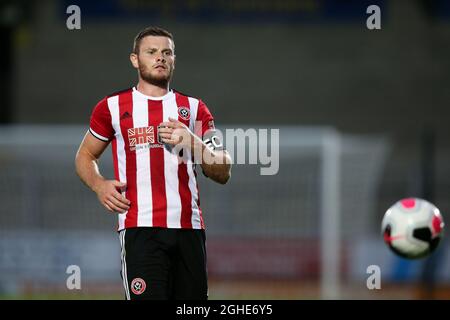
left=89, top=87, right=215, bottom=231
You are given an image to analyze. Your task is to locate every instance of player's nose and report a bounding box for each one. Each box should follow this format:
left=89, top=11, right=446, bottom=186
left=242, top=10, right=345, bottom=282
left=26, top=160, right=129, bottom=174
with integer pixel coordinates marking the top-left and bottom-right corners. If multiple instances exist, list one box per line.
left=156, top=54, right=166, bottom=63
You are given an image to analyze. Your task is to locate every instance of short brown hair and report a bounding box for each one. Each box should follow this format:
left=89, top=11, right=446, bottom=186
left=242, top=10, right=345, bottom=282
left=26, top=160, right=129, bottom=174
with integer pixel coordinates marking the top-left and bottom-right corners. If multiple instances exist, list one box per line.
left=133, top=26, right=174, bottom=54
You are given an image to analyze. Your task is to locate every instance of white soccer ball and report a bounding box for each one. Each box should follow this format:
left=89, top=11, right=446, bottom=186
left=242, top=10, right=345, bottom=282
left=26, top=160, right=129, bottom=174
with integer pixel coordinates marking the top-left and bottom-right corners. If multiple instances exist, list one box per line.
left=381, top=198, right=445, bottom=259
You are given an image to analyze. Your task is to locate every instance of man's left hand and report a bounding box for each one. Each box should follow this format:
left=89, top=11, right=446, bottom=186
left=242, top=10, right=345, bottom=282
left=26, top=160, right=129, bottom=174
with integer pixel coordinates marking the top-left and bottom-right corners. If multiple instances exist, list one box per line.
left=158, top=117, right=193, bottom=149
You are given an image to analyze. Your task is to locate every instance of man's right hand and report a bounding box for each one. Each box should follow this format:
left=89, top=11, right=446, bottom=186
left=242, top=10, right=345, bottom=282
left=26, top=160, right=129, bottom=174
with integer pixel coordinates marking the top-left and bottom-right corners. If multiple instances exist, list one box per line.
left=94, top=180, right=130, bottom=213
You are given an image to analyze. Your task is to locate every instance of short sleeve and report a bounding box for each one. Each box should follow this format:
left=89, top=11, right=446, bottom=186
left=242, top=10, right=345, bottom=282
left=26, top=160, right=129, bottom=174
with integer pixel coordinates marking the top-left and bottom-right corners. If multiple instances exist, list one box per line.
left=89, top=97, right=114, bottom=141
left=195, top=99, right=224, bottom=152
left=195, top=99, right=215, bottom=138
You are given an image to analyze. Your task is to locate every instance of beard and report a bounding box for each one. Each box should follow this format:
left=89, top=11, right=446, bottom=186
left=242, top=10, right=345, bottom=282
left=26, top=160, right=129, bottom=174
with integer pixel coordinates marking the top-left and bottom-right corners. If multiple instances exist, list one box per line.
left=138, top=63, right=173, bottom=88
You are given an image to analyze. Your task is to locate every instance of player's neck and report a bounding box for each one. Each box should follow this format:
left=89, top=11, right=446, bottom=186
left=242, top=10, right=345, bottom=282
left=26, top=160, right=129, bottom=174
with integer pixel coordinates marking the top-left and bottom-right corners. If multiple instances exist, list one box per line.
left=136, top=81, right=169, bottom=98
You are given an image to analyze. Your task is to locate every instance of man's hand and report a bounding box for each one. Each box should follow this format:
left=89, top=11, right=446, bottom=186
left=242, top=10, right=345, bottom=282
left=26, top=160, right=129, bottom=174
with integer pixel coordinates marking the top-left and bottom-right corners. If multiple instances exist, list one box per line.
left=157, top=117, right=231, bottom=184
left=158, top=117, right=194, bottom=149
left=93, top=180, right=130, bottom=213
left=75, top=131, right=131, bottom=213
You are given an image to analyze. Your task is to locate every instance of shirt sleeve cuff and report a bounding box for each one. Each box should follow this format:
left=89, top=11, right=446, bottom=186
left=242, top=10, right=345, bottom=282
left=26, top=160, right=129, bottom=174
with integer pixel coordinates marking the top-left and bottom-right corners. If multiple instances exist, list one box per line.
left=89, top=128, right=110, bottom=142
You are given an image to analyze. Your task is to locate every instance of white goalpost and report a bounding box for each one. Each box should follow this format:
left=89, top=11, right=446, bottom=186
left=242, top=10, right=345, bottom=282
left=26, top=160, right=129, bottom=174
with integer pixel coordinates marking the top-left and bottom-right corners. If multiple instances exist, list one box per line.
left=320, top=129, right=342, bottom=299
left=280, top=127, right=342, bottom=299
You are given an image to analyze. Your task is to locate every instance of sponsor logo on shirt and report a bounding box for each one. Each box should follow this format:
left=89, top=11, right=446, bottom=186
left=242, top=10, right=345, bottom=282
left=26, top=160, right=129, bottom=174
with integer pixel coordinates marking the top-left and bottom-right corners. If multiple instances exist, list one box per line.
left=127, top=126, right=161, bottom=151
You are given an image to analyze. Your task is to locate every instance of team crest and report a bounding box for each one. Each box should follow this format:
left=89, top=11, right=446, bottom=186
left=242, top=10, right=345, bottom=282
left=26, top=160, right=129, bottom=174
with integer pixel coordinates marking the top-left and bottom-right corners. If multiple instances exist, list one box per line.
left=178, top=107, right=190, bottom=120
left=131, top=278, right=146, bottom=295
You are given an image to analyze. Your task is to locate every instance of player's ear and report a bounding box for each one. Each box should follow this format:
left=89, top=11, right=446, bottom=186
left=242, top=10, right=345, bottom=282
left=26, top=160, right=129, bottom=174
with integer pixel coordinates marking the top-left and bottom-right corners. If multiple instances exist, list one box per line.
left=130, top=53, right=139, bottom=69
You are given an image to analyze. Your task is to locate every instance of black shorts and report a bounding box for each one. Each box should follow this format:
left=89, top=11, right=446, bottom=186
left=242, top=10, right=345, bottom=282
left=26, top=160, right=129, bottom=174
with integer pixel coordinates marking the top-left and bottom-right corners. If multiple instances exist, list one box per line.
left=119, top=227, right=208, bottom=300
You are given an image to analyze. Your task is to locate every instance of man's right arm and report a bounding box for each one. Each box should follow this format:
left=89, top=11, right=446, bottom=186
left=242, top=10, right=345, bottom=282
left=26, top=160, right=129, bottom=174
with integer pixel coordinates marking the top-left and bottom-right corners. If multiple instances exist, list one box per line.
left=75, top=131, right=130, bottom=213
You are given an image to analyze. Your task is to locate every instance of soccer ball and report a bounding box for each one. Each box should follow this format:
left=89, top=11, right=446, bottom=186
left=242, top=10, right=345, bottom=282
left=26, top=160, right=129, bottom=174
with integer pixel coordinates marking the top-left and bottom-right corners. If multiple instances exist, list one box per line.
left=381, top=198, right=445, bottom=259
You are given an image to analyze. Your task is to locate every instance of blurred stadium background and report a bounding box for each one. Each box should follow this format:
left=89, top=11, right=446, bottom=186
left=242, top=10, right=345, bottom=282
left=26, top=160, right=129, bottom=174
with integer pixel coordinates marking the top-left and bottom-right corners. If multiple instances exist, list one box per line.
left=0, top=0, right=450, bottom=299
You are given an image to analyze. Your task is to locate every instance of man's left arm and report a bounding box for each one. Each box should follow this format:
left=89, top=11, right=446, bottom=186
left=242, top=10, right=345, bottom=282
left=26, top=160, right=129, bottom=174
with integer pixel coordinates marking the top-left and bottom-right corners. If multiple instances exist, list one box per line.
left=192, top=131, right=232, bottom=184
left=158, top=117, right=232, bottom=184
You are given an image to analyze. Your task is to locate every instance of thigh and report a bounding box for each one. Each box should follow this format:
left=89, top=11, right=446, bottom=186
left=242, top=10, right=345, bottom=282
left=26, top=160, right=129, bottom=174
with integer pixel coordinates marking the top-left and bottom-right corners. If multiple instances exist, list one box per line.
left=173, top=229, right=208, bottom=300
left=120, top=228, right=175, bottom=300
